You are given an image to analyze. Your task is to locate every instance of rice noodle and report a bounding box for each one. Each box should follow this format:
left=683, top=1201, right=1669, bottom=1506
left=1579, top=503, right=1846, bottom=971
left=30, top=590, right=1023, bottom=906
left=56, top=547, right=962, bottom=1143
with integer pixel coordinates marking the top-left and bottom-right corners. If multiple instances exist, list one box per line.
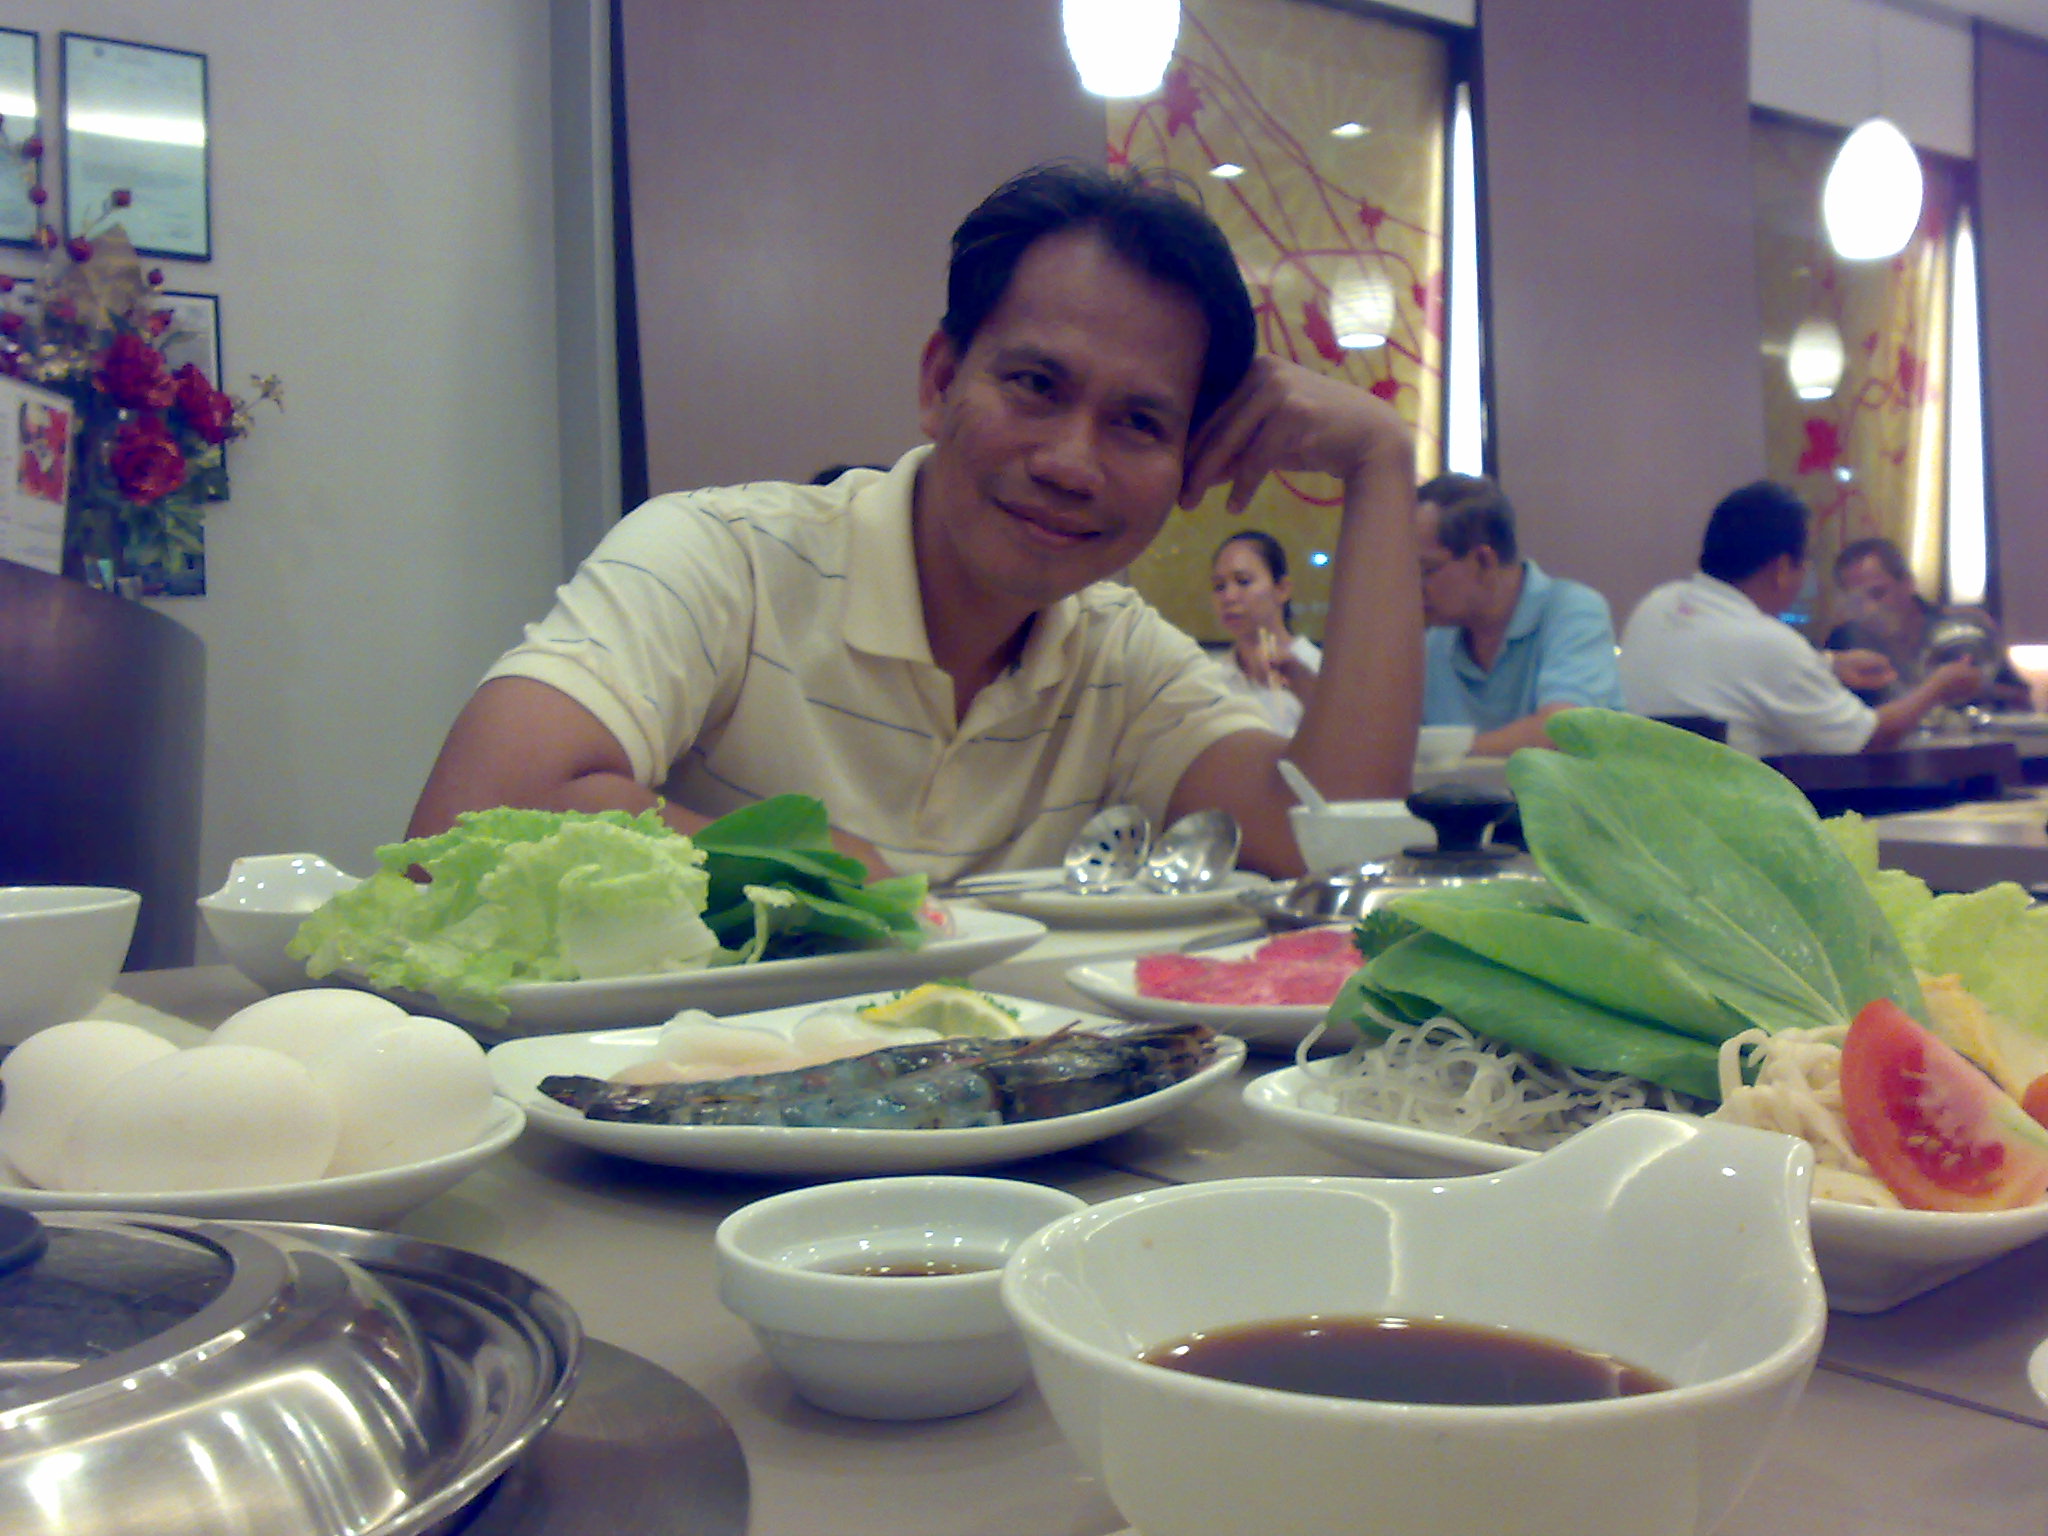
left=1294, top=1015, right=1698, bottom=1151
left=1707, top=1025, right=1899, bottom=1209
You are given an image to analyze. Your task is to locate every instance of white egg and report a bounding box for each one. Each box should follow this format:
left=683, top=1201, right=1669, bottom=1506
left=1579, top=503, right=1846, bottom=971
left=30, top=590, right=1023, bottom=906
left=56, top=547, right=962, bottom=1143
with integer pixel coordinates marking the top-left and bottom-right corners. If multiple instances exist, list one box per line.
left=211, top=988, right=409, bottom=1062
left=305, top=1018, right=494, bottom=1175
left=56, top=1045, right=340, bottom=1193
left=0, top=1020, right=179, bottom=1188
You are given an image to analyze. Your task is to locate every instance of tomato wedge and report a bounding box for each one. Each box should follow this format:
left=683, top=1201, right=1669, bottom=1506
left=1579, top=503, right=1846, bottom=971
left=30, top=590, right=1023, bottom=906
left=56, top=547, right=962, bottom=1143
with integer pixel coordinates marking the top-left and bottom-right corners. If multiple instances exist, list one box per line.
left=1840, top=998, right=2048, bottom=1213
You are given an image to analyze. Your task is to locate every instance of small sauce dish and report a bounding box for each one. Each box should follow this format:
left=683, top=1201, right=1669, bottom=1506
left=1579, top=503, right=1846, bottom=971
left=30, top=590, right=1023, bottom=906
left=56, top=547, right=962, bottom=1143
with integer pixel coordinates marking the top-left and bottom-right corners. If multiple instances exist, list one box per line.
left=715, top=1174, right=1085, bottom=1420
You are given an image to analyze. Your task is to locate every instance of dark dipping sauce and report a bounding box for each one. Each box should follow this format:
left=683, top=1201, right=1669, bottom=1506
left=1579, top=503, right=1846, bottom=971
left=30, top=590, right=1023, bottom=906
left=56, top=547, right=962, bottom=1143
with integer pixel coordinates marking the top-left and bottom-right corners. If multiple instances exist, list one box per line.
left=1142, top=1316, right=1672, bottom=1406
left=821, top=1257, right=996, bottom=1278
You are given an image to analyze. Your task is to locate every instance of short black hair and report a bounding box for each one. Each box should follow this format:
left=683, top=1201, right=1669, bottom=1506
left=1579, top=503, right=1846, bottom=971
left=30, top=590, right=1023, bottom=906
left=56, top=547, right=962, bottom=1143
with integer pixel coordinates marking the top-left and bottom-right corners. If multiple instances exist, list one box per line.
left=1700, top=481, right=1809, bottom=583
left=1416, top=472, right=1518, bottom=562
left=1834, top=535, right=1910, bottom=582
left=1214, top=529, right=1293, bottom=627
left=941, top=161, right=1256, bottom=434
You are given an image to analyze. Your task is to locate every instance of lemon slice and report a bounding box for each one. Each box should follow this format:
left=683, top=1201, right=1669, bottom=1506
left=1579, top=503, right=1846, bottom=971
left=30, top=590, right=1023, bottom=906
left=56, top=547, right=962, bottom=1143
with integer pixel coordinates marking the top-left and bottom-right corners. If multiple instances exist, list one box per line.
left=857, top=982, right=1023, bottom=1039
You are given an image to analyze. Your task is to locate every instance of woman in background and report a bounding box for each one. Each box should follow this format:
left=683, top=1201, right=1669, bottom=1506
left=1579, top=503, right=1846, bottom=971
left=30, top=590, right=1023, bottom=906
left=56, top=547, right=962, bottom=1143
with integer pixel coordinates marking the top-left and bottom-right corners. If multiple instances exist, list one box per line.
left=1209, top=530, right=1320, bottom=732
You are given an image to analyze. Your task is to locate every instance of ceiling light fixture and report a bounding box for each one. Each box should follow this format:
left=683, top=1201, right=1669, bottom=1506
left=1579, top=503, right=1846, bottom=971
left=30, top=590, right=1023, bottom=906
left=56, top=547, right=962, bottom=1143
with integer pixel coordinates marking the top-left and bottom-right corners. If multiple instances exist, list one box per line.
left=1330, top=122, right=1367, bottom=139
left=1062, top=0, right=1181, bottom=99
left=1785, top=318, right=1846, bottom=401
left=1209, top=162, right=1245, bottom=180
left=1823, top=117, right=1922, bottom=260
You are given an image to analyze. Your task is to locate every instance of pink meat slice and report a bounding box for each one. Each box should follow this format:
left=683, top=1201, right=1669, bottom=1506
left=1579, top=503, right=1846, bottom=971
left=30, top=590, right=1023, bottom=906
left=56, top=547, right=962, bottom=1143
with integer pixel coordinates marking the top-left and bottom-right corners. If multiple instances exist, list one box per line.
left=1133, top=928, right=1362, bottom=1008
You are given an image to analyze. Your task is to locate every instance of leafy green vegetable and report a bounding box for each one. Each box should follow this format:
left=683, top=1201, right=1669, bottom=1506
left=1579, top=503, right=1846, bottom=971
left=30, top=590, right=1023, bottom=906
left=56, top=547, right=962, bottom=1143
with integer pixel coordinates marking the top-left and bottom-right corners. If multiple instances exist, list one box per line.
left=290, top=796, right=928, bottom=1024
left=291, top=806, right=717, bottom=1024
left=1351, top=933, right=1725, bottom=1100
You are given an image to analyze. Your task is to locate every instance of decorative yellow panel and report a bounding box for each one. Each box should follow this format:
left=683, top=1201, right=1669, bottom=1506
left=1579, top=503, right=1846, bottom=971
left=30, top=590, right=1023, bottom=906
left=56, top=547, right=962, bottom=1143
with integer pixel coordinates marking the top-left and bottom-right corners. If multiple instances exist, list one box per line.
left=1109, top=0, right=1450, bottom=642
left=1752, top=113, right=1961, bottom=638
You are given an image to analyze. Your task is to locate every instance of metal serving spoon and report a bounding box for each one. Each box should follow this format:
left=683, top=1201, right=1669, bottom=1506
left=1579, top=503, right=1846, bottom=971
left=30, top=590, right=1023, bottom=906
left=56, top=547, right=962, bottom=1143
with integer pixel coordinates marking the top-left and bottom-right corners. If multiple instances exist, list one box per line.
left=948, top=804, right=1155, bottom=897
left=1139, top=808, right=1241, bottom=895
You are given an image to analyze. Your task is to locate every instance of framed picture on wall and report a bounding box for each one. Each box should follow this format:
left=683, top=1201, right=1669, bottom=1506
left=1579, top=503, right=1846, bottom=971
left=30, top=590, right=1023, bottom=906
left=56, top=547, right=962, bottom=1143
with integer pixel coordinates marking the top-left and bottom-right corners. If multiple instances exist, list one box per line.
left=0, top=29, right=42, bottom=249
left=156, top=289, right=220, bottom=383
left=60, top=33, right=210, bottom=261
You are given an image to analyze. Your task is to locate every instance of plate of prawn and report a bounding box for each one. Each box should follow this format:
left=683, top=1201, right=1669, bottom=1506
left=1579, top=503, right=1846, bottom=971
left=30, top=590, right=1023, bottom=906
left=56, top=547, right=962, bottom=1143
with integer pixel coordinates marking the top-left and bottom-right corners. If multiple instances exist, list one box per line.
left=486, top=993, right=1245, bottom=1175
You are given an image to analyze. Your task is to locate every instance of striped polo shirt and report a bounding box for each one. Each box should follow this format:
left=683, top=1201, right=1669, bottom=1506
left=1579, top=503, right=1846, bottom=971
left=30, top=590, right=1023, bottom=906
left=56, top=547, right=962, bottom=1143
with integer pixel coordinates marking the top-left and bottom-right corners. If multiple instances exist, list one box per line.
left=484, top=446, right=1274, bottom=881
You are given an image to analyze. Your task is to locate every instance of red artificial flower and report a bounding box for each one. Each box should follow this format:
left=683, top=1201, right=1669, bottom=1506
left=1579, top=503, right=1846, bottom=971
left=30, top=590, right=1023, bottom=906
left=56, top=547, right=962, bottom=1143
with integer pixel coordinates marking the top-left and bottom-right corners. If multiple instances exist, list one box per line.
left=21, top=135, right=42, bottom=160
left=1356, top=201, right=1386, bottom=234
left=26, top=185, right=45, bottom=206
left=1369, top=377, right=1402, bottom=402
left=147, top=267, right=164, bottom=286
left=0, top=274, right=14, bottom=293
left=1797, top=417, right=1842, bottom=477
left=146, top=309, right=173, bottom=336
left=111, top=188, right=132, bottom=208
left=66, top=237, right=91, bottom=263
left=1301, top=299, right=1346, bottom=367
left=0, top=312, right=21, bottom=338
left=172, top=363, right=234, bottom=444
left=1161, top=67, right=1203, bottom=137
left=95, top=332, right=175, bottom=410
left=109, top=413, right=187, bottom=504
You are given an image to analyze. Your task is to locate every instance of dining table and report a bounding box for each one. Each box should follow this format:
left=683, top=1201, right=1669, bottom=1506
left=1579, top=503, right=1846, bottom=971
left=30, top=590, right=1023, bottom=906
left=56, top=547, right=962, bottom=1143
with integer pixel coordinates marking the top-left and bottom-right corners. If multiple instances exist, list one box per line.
left=102, top=908, right=2048, bottom=1536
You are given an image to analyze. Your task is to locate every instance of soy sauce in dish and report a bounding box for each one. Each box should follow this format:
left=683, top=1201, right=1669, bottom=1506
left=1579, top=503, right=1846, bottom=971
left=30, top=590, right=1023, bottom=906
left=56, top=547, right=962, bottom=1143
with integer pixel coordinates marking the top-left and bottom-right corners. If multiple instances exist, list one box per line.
left=1142, top=1316, right=1671, bottom=1405
left=821, top=1257, right=996, bottom=1278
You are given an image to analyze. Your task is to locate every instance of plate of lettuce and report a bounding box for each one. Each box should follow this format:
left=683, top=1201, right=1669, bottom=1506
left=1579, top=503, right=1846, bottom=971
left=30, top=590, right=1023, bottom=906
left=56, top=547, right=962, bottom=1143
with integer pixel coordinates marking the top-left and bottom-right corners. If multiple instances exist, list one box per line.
left=284, top=798, right=1046, bottom=1036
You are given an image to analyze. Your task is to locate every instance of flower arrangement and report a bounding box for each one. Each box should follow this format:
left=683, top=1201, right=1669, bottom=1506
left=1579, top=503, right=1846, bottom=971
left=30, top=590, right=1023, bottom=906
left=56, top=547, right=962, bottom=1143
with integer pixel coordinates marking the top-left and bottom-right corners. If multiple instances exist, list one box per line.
left=0, top=121, right=278, bottom=591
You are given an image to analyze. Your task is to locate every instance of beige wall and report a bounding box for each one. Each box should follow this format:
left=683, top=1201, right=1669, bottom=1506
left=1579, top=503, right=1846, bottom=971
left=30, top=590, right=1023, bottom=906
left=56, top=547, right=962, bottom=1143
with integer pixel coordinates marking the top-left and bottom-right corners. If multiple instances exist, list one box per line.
left=1, top=1, right=564, bottom=925
left=618, top=0, right=1104, bottom=494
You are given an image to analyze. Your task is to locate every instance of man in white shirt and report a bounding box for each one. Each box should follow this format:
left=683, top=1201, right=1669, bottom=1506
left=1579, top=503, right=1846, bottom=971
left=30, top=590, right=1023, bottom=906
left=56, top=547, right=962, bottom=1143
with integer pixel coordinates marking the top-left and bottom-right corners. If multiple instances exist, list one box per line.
left=1618, top=482, right=1980, bottom=757
left=407, top=163, right=1423, bottom=879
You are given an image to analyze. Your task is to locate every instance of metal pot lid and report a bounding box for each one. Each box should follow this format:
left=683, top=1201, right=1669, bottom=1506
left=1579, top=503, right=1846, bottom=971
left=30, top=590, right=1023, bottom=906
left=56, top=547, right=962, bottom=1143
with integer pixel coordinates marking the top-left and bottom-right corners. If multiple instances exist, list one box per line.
left=0, top=1210, right=580, bottom=1536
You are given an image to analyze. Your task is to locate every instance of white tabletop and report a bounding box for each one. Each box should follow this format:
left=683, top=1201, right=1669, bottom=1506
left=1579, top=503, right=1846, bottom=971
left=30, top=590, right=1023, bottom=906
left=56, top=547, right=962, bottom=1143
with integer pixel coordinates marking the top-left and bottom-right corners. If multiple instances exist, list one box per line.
left=109, top=932, right=2048, bottom=1536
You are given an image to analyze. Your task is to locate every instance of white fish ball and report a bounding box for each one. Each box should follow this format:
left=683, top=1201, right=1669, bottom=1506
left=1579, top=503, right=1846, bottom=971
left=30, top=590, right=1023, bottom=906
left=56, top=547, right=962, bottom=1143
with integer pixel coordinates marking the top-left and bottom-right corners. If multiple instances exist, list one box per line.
left=211, top=988, right=409, bottom=1062
left=57, top=1045, right=340, bottom=1193
left=0, top=1020, right=179, bottom=1188
left=306, top=1018, right=494, bottom=1176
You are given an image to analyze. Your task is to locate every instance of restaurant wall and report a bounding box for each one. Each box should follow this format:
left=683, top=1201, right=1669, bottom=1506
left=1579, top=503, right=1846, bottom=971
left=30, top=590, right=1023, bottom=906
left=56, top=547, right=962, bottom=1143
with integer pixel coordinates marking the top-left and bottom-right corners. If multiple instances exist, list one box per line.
left=1477, top=0, right=1767, bottom=622
left=1974, top=22, right=2048, bottom=641
left=616, top=0, right=1104, bottom=494
left=0, top=2, right=563, bottom=925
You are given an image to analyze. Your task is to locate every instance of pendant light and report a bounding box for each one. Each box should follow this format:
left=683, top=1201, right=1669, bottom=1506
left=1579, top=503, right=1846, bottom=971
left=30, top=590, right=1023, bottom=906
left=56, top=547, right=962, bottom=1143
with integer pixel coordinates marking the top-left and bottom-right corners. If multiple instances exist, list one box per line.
left=1823, top=118, right=1923, bottom=260
left=1330, top=268, right=1395, bottom=350
left=1786, top=318, right=1846, bottom=400
left=1063, top=0, right=1181, bottom=99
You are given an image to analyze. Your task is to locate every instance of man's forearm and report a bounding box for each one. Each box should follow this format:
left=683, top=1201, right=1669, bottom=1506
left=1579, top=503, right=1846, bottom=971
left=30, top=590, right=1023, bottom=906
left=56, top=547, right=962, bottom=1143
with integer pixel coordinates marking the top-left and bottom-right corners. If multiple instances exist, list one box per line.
left=1287, top=453, right=1423, bottom=798
left=1866, top=679, right=1947, bottom=750
left=1471, top=705, right=1574, bottom=758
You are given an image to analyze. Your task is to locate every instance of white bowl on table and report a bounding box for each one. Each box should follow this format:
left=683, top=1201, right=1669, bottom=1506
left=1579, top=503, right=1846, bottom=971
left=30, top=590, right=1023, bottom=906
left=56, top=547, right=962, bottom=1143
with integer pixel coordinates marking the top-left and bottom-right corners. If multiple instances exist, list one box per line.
left=0, top=886, right=140, bottom=1045
left=197, top=853, right=363, bottom=994
left=1415, top=723, right=1477, bottom=768
left=1287, top=800, right=1431, bottom=872
left=716, top=1174, right=1086, bottom=1420
left=1003, top=1111, right=1824, bottom=1536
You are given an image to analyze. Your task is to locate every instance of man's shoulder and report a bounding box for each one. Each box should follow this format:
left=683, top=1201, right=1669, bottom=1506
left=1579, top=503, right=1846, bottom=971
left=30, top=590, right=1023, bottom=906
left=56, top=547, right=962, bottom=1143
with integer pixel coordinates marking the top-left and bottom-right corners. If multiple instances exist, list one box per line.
left=1526, top=569, right=1616, bottom=633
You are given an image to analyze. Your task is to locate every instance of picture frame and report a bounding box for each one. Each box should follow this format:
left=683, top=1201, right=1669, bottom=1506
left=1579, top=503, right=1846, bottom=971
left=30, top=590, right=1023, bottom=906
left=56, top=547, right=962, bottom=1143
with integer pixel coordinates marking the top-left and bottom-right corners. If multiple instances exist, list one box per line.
left=0, top=28, right=41, bottom=249
left=60, top=32, right=210, bottom=261
left=156, top=289, right=220, bottom=383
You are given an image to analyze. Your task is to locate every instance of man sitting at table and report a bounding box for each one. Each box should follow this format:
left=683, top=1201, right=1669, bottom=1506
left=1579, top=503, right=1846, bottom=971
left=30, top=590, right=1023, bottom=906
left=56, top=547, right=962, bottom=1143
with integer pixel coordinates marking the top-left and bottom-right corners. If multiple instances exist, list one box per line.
left=1414, top=472, right=1624, bottom=756
left=406, top=162, right=1423, bottom=880
left=1825, top=535, right=2030, bottom=710
left=1618, top=481, right=1981, bottom=757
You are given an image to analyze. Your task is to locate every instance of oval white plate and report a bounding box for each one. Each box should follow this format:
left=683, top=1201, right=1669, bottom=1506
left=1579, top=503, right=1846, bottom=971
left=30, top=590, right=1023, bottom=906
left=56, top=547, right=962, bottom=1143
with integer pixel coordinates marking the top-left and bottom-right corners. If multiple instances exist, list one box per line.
left=0, top=1097, right=525, bottom=1227
left=1064, top=931, right=1358, bottom=1053
left=962, top=870, right=1274, bottom=926
left=487, top=994, right=1245, bottom=1176
left=1244, top=1066, right=2048, bottom=1314
left=350, top=907, right=1048, bottom=1036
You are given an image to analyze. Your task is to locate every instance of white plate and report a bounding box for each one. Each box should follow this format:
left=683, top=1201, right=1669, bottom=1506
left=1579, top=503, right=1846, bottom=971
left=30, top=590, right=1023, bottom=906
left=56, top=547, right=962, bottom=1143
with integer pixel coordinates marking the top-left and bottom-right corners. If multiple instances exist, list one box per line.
left=962, top=870, right=1273, bottom=926
left=0, top=1097, right=525, bottom=1227
left=487, top=994, right=1246, bottom=1176
left=1244, top=1066, right=2048, bottom=1313
left=353, top=907, right=1048, bottom=1036
left=1063, top=932, right=1357, bottom=1053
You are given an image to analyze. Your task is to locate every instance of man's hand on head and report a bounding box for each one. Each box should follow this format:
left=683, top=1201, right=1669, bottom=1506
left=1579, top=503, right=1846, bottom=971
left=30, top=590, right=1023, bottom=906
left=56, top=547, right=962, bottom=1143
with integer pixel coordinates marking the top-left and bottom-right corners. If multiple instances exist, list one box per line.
left=1178, top=357, right=1413, bottom=514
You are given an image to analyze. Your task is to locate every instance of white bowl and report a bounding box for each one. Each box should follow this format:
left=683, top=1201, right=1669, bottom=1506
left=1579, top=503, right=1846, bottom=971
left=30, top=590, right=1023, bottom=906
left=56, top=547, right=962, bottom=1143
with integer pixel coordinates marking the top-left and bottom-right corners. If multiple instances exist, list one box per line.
left=1287, top=800, right=1431, bottom=872
left=1003, top=1112, right=1824, bottom=1536
left=0, top=1097, right=524, bottom=1227
left=0, top=886, right=141, bottom=1045
left=1415, top=723, right=1477, bottom=768
left=716, top=1174, right=1086, bottom=1419
left=198, top=853, right=363, bottom=994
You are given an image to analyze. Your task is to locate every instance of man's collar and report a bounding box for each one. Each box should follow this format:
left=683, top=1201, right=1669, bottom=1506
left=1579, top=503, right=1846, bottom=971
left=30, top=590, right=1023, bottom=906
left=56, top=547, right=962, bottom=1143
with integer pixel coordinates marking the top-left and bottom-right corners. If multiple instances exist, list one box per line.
left=839, top=443, right=1082, bottom=684
left=1500, top=560, right=1550, bottom=641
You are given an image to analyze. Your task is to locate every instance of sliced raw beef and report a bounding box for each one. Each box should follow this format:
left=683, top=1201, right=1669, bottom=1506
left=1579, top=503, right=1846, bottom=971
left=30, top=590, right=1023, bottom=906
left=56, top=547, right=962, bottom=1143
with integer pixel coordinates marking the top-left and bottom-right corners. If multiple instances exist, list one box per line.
left=1134, top=927, right=1362, bottom=1008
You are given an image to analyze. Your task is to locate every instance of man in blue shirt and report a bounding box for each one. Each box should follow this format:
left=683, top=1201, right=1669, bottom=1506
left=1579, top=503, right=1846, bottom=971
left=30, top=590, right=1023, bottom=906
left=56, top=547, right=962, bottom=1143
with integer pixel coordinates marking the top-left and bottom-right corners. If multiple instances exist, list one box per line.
left=1416, top=473, right=1625, bottom=755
